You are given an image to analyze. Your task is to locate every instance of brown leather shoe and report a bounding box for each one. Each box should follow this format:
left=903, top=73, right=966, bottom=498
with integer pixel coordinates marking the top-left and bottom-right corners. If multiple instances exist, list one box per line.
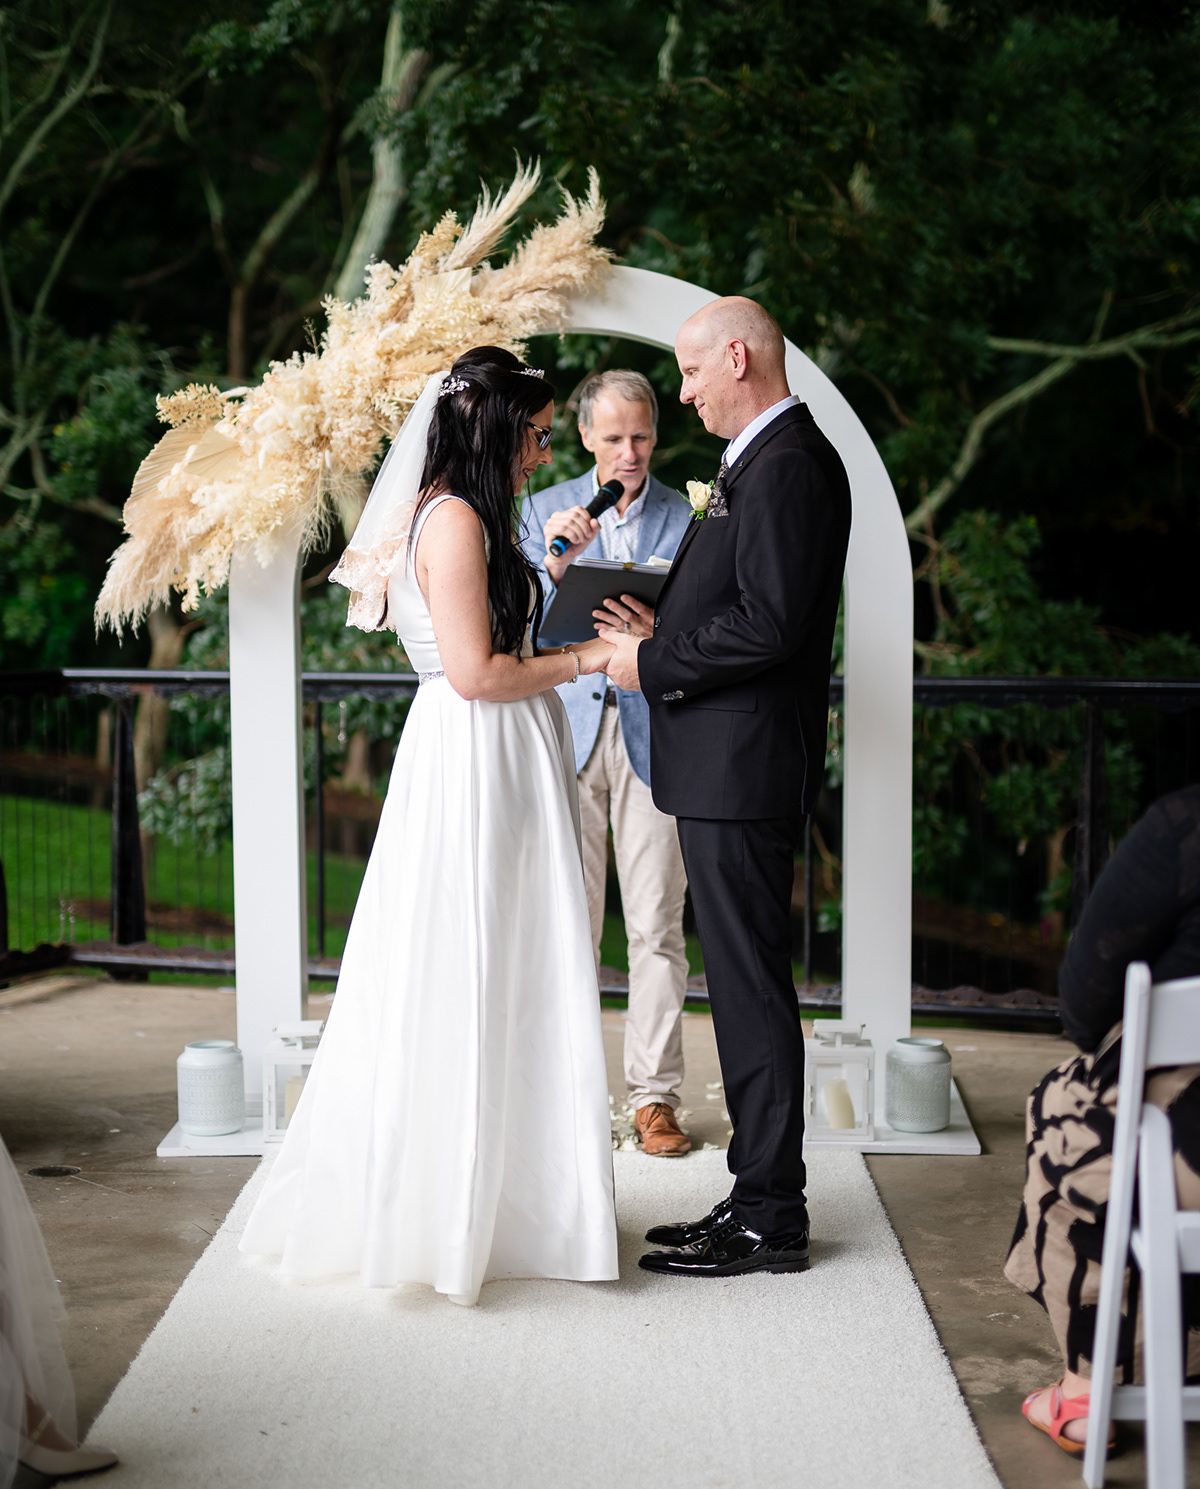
left=634, top=1101, right=691, bottom=1157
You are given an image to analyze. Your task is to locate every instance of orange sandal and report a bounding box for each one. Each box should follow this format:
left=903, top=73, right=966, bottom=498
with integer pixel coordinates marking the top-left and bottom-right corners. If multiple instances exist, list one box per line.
left=1022, top=1384, right=1116, bottom=1457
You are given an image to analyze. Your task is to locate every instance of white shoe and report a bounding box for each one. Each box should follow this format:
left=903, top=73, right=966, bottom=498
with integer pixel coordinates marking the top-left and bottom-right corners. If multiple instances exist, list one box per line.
left=20, top=1412, right=119, bottom=1479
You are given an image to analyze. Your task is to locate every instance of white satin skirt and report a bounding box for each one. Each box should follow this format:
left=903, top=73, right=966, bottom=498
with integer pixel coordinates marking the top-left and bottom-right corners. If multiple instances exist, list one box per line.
left=239, top=680, right=618, bottom=1306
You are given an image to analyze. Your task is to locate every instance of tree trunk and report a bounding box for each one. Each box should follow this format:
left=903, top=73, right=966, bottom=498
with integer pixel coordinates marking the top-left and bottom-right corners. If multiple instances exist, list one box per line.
left=1043, top=824, right=1069, bottom=945
left=93, top=705, right=111, bottom=810
left=340, top=729, right=372, bottom=794
left=134, top=603, right=186, bottom=790
left=334, top=8, right=430, bottom=304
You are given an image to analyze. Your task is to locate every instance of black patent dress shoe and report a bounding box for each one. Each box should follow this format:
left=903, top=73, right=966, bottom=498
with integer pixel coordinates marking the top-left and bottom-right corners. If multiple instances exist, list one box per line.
left=644, top=1195, right=734, bottom=1248
left=638, top=1215, right=810, bottom=1277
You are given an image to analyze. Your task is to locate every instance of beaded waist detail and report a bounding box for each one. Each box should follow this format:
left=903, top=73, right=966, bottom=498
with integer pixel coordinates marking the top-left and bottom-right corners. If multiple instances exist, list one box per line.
left=418, top=669, right=445, bottom=684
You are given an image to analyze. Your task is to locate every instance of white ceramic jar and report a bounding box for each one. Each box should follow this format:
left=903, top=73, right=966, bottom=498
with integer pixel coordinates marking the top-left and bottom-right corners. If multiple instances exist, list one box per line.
left=177, top=1040, right=245, bottom=1136
left=885, top=1037, right=951, bottom=1133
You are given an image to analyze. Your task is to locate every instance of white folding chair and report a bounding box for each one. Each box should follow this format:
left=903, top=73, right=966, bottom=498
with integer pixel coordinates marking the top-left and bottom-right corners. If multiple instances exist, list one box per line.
left=1084, top=962, right=1200, bottom=1489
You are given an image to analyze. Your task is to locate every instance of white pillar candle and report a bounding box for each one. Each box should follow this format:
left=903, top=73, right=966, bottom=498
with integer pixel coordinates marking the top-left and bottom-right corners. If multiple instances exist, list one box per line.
left=824, top=1076, right=856, bottom=1129
left=284, top=1073, right=308, bottom=1127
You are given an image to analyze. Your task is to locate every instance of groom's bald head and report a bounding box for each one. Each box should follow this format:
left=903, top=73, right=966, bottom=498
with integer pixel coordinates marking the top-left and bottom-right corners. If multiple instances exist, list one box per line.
left=675, top=296, right=791, bottom=439
left=685, top=297, right=786, bottom=370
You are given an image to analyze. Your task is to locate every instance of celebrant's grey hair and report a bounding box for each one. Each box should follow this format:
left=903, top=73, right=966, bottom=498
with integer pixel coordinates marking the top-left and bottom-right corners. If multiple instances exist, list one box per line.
left=577, top=368, right=658, bottom=434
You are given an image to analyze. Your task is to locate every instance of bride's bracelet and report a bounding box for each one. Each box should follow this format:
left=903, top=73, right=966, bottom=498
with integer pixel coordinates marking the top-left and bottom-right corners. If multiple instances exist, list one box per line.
left=559, top=646, right=580, bottom=684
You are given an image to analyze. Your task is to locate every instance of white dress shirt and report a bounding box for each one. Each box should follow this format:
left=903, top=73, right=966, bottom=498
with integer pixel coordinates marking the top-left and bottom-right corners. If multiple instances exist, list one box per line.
left=723, top=394, right=800, bottom=469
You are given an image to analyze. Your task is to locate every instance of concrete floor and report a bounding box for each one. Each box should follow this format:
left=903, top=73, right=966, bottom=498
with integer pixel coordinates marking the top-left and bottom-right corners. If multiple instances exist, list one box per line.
left=1, top=973, right=1194, bottom=1486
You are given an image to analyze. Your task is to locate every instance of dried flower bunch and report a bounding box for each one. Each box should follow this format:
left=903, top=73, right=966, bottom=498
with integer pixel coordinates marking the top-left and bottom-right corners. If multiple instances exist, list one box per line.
left=96, top=164, right=611, bottom=634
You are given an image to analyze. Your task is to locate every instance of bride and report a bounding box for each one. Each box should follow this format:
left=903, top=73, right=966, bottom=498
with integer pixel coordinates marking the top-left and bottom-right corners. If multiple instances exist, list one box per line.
left=240, top=347, right=619, bottom=1306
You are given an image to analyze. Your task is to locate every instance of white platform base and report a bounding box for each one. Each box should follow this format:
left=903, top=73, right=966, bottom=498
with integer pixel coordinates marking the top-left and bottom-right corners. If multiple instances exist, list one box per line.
left=805, top=1079, right=981, bottom=1156
left=157, top=1103, right=272, bottom=1159
left=156, top=1083, right=980, bottom=1159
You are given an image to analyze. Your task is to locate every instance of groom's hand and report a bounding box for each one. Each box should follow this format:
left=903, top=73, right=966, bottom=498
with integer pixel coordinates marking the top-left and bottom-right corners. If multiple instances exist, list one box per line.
left=598, top=629, right=643, bottom=691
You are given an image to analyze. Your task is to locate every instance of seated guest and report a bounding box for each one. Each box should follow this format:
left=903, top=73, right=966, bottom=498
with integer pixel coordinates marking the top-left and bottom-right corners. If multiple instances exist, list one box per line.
left=1006, top=784, right=1200, bottom=1454
left=520, top=370, right=694, bottom=1155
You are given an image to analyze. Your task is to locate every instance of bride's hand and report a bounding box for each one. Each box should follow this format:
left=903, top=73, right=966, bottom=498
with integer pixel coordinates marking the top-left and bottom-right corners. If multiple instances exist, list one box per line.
left=571, top=638, right=614, bottom=676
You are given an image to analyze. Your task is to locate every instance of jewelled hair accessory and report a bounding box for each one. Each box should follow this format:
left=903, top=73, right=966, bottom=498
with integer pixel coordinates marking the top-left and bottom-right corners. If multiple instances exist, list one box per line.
left=439, top=374, right=469, bottom=398
left=520, top=366, right=544, bottom=378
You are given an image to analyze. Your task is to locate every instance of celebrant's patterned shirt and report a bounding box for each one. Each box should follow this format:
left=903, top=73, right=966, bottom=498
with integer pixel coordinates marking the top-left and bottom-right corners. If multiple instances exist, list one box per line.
left=594, top=471, right=647, bottom=564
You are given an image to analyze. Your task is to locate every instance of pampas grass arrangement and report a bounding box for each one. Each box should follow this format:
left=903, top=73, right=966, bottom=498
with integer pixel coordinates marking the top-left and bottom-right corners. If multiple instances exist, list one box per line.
left=96, top=164, right=610, bottom=635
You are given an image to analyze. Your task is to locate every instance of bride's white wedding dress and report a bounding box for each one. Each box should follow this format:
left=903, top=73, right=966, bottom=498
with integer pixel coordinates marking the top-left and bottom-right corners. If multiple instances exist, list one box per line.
left=239, top=495, right=618, bottom=1306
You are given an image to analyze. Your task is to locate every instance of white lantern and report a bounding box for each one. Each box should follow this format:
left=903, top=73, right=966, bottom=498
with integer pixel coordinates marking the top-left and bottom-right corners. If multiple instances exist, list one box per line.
left=262, top=1021, right=324, bottom=1143
left=804, top=1021, right=874, bottom=1142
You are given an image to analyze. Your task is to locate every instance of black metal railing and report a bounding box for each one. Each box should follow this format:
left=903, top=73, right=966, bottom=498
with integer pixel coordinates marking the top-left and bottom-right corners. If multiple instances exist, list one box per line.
left=1, top=668, right=1197, bottom=1027
left=0, top=669, right=415, bottom=981
left=817, top=674, right=1200, bottom=1021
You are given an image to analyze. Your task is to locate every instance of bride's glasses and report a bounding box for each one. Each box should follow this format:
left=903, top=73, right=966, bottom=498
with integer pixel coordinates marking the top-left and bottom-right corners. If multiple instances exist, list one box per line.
left=526, top=421, right=553, bottom=450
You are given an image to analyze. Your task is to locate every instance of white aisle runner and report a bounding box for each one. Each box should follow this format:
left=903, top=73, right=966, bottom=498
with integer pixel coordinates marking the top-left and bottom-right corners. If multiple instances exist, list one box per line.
left=90, top=1149, right=1000, bottom=1489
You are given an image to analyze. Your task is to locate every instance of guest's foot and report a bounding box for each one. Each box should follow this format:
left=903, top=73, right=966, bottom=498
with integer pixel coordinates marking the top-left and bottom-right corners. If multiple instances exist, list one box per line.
left=645, top=1194, right=733, bottom=1247
left=634, top=1101, right=691, bottom=1156
left=639, top=1213, right=809, bottom=1277
left=1021, top=1373, right=1114, bottom=1455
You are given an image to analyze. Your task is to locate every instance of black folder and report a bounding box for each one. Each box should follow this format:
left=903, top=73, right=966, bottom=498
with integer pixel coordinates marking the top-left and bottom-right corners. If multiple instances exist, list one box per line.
left=537, top=558, right=671, bottom=646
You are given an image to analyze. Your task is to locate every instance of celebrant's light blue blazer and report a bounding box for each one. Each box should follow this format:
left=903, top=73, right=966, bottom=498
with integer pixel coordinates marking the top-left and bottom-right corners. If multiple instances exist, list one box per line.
left=520, top=470, right=692, bottom=786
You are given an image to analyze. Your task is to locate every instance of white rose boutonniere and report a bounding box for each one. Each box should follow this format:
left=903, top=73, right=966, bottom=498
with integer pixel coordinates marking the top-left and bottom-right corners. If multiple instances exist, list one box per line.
left=686, top=479, right=713, bottom=521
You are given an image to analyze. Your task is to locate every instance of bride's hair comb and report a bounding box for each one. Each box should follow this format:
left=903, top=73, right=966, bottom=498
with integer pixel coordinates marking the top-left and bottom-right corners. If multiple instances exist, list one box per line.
left=439, top=364, right=540, bottom=399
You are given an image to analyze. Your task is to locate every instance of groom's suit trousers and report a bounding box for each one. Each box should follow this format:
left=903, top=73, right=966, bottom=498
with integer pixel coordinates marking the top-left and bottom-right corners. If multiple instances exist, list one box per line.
left=676, top=813, right=809, bottom=1239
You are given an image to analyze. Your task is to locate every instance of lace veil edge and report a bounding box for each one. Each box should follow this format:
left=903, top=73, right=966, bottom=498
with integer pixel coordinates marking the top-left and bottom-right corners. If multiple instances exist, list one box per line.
left=330, top=372, right=444, bottom=633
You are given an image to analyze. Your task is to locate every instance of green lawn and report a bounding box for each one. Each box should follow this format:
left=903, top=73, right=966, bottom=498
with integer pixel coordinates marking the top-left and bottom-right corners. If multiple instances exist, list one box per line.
left=2, top=794, right=816, bottom=985
left=2, top=793, right=114, bottom=948
left=0, top=794, right=365, bottom=959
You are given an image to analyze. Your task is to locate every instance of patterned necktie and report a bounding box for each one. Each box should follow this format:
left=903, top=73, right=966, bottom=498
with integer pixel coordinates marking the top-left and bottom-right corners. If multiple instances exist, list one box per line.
left=709, top=459, right=731, bottom=517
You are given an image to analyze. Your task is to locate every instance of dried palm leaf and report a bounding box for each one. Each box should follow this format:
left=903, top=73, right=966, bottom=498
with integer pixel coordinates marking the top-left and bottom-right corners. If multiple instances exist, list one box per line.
left=441, top=161, right=542, bottom=272
left=95, top=163, right=612, bottom=635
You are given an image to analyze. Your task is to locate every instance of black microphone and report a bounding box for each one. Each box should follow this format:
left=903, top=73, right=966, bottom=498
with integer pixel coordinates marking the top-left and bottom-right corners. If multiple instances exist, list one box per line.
left=547, top=479, right=624, bottom=558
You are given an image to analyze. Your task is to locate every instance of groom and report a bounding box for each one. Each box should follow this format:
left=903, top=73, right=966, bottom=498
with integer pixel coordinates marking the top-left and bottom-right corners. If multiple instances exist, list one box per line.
left=600, top=296, right=851, bottom=1277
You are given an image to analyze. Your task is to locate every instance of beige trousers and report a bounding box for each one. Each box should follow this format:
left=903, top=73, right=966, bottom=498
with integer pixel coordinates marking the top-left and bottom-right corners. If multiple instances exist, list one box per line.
left=576, top=699, right=689, bottom=1111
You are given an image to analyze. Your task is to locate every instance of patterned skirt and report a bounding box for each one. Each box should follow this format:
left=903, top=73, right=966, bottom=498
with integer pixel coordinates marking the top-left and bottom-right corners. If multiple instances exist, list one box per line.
left=1004, top=1044, right=1200, bottom=1381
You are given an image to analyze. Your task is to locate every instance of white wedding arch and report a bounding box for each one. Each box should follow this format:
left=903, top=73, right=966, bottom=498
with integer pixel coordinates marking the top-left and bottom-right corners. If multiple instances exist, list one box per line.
left=222, top=265, right=915, bottom=1137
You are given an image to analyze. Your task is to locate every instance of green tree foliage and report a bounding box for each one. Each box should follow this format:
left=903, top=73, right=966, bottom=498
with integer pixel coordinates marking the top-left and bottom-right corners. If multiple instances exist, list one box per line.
left=0, top=0, right=1196, bottom=663
left=399, top=0, right=1200, bottom=638
left=0, top=517, right=88, bottom=666
left=2, top=0, right=1196, bottom=949
left=911, top=509, right=1197, bottom=924
left=0, top=0, right=407, bottom=664
left=138, top=581, right=412, bottom=854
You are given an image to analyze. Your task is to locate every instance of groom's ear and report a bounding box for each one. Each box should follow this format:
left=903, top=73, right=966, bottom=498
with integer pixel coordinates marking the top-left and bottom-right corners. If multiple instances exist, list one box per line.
left=728, top=339, right=750, bottom=380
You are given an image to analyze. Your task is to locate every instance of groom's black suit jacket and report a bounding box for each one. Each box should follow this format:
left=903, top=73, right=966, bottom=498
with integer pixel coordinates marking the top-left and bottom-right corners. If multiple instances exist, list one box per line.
left=638, top=402, right=851, bottom=819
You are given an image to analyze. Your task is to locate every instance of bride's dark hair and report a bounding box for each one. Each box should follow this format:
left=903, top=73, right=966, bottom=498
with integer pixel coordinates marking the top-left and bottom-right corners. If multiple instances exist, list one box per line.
left=419, top=346, right=554, bottom=656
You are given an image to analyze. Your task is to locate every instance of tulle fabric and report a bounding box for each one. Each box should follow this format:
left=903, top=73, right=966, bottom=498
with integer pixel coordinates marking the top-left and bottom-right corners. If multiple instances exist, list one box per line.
left=0, top=1135, right=76, bottom=1489
left=240, top=496, right=618, bottom=1305
left=328, top=370, right=442, bottom=633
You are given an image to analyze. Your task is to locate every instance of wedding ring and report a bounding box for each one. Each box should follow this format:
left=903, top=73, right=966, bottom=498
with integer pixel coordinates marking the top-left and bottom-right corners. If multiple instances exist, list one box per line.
left=623, top=621, right=630, bottom=632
